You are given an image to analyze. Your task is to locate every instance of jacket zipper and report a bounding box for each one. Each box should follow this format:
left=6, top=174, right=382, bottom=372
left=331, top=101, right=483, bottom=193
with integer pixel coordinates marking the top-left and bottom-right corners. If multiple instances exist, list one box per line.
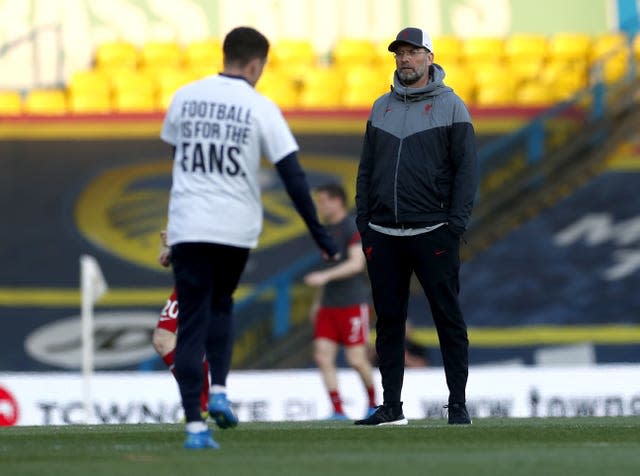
left=393, top=92, right=410, bottom=223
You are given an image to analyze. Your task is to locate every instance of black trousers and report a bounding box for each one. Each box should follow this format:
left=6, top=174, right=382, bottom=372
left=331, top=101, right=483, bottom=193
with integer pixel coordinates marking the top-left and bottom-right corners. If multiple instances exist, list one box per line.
left=363, top=226, right=469, bottom=406
left=171, top=242, right=249, bottom=422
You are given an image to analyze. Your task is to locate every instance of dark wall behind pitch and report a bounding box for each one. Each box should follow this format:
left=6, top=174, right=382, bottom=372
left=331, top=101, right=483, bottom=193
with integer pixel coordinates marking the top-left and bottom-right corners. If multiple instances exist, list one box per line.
left=0, top=131, right=502, bottom=371
left=0, top=133, right=367, bottom=371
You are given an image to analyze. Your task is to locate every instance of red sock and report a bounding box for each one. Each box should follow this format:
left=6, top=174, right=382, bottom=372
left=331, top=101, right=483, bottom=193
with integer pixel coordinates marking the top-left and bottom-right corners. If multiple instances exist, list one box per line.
left=329, top=389, right=344, bottom=414
left=200, top=358, right=210, bottom=413
left=366, top=385, right=376, bottom=408
left=162, top=350, right=176, bottom=377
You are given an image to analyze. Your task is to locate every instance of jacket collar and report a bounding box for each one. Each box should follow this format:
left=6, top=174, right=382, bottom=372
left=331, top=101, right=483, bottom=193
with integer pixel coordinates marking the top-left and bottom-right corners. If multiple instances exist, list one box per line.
left=392, top=64, right=452, bottom=101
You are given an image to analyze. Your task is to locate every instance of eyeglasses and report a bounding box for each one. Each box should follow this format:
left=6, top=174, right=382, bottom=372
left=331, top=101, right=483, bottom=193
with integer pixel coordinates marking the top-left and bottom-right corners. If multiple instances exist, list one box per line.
left=393, top=48, right=428, bottom=59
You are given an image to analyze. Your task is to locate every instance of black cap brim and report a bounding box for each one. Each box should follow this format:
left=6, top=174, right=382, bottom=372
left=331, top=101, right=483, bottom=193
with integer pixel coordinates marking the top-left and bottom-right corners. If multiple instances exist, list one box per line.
left=387, top=39, right=429, bottom=52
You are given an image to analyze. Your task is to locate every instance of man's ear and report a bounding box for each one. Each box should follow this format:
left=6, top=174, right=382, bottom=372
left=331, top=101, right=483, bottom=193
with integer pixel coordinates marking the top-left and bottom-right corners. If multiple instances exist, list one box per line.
left=245, top=57, right=266, bottom=86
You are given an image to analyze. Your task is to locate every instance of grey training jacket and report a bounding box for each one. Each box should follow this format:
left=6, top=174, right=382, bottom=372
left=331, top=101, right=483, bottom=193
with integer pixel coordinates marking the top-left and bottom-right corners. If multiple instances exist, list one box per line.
left=356, top=63, right=478, bottom=236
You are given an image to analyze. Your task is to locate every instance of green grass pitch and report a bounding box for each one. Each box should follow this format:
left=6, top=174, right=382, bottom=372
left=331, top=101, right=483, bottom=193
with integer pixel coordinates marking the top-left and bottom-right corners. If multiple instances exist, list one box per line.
left=1, top=418, right=639, bottom=476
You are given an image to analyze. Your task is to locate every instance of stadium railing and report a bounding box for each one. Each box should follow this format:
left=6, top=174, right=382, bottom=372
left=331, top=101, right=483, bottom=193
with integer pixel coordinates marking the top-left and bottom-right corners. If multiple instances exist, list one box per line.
left=0, top=23, right=64, bottom=90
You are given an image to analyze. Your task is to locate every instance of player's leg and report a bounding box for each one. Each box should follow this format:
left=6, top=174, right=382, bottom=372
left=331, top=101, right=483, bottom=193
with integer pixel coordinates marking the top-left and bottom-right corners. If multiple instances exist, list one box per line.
left=205, top=243, right=249, bottom=429
left=341, top=304, right=377, bottom=417
left=152, top=327, right=177, bottom=370
left=154, top=290, right=210, bottom=417
left=345, top=344, right=377, bottom=417
left=313, top=335, right=345, bottom=419
left=154, top=290, right=179, bottom=369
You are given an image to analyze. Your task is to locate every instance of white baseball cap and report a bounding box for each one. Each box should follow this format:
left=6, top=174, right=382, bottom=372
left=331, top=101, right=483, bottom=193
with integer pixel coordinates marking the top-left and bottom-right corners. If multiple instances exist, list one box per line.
left=388, top=27, right=434, bottom=53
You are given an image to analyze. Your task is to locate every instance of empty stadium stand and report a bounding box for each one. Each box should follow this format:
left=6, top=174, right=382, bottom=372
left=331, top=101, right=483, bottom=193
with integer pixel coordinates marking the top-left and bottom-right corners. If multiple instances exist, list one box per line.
left=1, top=31, right=637, bottom=115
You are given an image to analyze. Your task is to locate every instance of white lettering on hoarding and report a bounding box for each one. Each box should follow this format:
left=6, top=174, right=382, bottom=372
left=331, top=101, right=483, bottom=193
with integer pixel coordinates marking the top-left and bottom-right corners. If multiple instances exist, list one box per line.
left=4, top=366, right=640, bottom=425
left=554, top=213, right=640, bottom=280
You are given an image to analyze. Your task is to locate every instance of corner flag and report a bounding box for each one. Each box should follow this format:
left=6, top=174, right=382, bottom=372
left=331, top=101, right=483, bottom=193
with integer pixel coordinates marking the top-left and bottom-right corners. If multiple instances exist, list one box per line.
left=80, top=255, right=108, bottom=424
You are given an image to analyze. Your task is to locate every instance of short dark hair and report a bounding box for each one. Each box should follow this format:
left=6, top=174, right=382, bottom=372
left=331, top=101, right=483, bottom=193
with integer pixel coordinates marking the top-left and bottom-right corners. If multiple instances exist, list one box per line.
left=315, top=182, right=347, bottom=205
left=223, top=26, right=269, bottom=67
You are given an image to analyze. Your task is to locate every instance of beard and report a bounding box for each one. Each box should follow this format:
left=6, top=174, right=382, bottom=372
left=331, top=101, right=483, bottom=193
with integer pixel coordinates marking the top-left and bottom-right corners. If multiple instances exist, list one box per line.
left=398, top=68, right=423, bottom=85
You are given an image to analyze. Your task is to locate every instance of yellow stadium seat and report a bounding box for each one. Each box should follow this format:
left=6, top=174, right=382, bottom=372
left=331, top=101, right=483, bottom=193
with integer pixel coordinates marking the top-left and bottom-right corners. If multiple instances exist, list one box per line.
left=462, top=37, right=505, bottom=62
left=154, top=70, right=192, bottom=109
left=515, top=82, right=554, bottom=106
left=599, top=53, right=630, bottom=84
left=113, top=88, right=156, bottom=113
left=258, top=61, right=297, bottom=84
left=374, top=38, right=396, bottom=66
left=272, top=61, right=316, bottom=85
left=0, top=91, right=22, bottom=114
left=24, top=89, right=67, bottom=115
left=299, top=87, right=342, bottom=109
left=255, top=70, right=299, bottom=109
left=475, top=84, right=515, bottom=106
left=188, top=65, right=220, bottom=81
left=342, top=88, right=379, bottom=109
left=590, top=32, right=627, bottom=63
left=184, top=39, right=223, bottom=69
left=341, top=67, right=392, bottom=108
left=508, top=58, right=546, bottom=83
left=444, top=64, right=471, bottom=86
left=158, top=90, right=174, bottom=110
left=345, top=67, right=390, bottom=93
left=548, top=32, right=591, bottom=62
left=443, top=64, right=475, bottom=102
left=298, top=68, right=342, bottom=109
left=504, top=33, right=548, bottom=62
left=259, top=83, right=299, bottom=110
left=67, top=70, right=111, bottom=97
left=432, top=36, right=463, bottom=64
left=453, top=84, right=475, bottom=105
left=264, top=88, right=299, bottom=110
left=553, top=74, right=588, bottom=101
left=110, top=71, right=156, bottom=112
left=332, top=38, right=377, bottom=67
left=111, top=70, right=156, bottom=97
left=541, top=60, right=588, bottom=87
left=588, top=33, right=630, bottom=84
left=474, top=64, right=517, bottom=90
left=156, top=70, right=192, bottom=94
left=140, top=41, right=183, bottom=69
left=270, top=39, right=316, bottom=67
left=634, top=32, right=640, bottom=61
left=68, top=91, right=112, bottom=114
left=95, top=41, right=138, bottom=70
left=94, top=65, right=137, bottom=83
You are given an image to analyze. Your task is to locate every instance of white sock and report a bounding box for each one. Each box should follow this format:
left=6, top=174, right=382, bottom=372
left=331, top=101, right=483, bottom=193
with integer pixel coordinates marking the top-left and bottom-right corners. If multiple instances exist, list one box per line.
left=210, top=385, right=226, bottom=395
left=186, top=421, right=208, bottom=433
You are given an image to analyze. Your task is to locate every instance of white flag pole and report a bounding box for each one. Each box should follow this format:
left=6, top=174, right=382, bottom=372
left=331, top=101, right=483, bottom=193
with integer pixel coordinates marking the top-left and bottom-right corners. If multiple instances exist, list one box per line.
left=80, top=255, right=108, bottom=425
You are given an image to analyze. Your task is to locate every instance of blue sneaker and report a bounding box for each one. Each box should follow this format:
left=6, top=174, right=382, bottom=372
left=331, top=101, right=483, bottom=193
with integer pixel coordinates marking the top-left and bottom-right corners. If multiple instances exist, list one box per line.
left=364, top=406, right=377, bottom=418
left=208, top=393, right=238, bottom=429
left=329, top=411, right=349, bottom=420
left=184, top=430, right=219, bottom=449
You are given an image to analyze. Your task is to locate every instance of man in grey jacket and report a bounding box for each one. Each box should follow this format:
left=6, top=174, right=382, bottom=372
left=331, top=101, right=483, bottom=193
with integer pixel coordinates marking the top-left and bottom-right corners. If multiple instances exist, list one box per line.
left=354, top=27, right=478, bottom=426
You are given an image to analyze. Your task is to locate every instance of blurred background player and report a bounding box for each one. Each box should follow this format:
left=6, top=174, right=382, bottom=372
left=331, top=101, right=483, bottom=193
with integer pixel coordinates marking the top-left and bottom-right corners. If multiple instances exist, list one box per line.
left=303, top=183, right=377, bottom=420
left=152, top=231, right=211, bottom=420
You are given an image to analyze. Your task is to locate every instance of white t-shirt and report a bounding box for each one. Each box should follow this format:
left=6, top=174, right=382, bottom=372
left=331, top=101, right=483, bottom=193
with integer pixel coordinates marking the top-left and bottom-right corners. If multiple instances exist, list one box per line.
left=160, top=74, right=298, bottom=248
